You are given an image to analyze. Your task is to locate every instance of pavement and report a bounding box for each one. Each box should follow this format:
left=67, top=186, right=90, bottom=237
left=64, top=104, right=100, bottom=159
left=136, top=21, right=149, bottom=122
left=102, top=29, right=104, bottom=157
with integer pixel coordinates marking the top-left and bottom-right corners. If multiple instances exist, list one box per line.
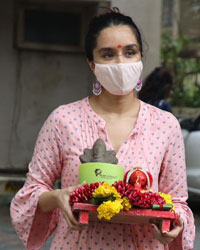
left=0, top=196, right=52, bottom=250
left=0, top=198, right=199, bottom=249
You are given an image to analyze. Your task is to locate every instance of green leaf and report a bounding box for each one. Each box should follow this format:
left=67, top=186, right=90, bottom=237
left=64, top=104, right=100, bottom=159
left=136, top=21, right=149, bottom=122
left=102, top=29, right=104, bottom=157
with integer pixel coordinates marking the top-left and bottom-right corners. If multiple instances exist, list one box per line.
left=90, top=193, right=116, bottom=205
left=161, top=32, right=200, bottom=107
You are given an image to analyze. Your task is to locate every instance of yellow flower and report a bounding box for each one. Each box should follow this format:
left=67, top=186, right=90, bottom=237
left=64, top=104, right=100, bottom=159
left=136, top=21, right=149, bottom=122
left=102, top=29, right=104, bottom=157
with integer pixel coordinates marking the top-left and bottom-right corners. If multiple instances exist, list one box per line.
left=159, top=192, right=175, bottom=211
left=93, top=183, right=121, bottom=199
left=97, top=199, right=123, bottom=220
left=122, top=197, right=132, bottom=211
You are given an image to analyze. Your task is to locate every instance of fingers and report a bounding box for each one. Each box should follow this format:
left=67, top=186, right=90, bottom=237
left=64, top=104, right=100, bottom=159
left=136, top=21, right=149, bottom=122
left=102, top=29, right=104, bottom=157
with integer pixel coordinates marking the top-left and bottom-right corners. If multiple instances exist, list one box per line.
left=61, top=184, right=85, bottom=230
left=149, top=219, right=160, bottom=227
left=62, top=212, right=81, bottom=230
left=164, top=217, right=184, bottom=238
left=152, top=217, right=184, bottom=245
left=57, top=184, right=87, bottom=230
left=65, top=184, right=84, bottom=196
left=173, top=216, right=184, bottom=228
left=67, top=184, right=83, bottom=194
left=152, top=224, right=172, bottom=245
left=62, top=204, right=82, bottom=230
left=62, top=194, right=82, bottom=230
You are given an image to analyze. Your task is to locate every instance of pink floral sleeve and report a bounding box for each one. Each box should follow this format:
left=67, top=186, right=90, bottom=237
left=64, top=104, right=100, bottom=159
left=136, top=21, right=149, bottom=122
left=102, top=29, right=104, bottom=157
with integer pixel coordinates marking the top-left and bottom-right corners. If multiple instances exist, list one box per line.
left=159, top=118, right=195, bottom=250
left=10, top=110, right=62, bottom=249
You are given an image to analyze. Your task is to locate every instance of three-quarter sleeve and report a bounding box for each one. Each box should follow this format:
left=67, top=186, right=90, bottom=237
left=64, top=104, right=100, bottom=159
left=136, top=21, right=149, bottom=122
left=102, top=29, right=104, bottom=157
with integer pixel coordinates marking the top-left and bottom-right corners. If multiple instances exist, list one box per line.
left=159, top=119, right=195, bottom=250
left=10, top=110, right=63, bottom=249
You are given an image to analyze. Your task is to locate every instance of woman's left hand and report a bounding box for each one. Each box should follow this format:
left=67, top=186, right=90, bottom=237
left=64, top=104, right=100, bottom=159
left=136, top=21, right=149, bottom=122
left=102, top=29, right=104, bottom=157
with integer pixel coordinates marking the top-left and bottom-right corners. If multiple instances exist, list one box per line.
left=152, top=216, right=184, bottom=245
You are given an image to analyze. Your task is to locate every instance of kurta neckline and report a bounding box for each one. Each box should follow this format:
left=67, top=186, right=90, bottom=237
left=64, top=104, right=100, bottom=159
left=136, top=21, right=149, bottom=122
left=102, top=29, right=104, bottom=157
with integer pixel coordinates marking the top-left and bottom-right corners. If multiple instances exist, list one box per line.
left=82, top=96, right=146, bottom=136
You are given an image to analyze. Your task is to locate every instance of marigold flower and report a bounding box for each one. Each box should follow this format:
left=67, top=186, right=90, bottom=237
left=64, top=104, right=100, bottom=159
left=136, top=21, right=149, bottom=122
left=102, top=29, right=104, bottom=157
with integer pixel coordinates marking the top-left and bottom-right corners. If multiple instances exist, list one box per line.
left=122, top=197, right=132, bottom=211
left=93, top=182, right=121, bottom=199
left=97, top=199, right=123, bottom=220
left=159, top=192, right=175, bottom=211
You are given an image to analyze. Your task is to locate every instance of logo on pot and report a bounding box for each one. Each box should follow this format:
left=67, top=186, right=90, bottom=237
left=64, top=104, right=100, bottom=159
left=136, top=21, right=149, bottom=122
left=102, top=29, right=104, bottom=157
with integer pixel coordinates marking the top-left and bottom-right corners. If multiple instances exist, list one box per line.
left=95, top=169, right=102, bottom=176
left=94, top=168, right=117, bottom=180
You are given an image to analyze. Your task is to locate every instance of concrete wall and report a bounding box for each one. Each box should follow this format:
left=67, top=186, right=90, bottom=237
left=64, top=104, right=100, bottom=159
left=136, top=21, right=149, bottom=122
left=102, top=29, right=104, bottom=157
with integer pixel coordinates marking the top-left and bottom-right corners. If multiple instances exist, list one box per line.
left=0, top=0, right=162, bottom=170
left=112, top=0, right=162, bottom=76
left=0, top=0, right=93, bottom=170
left=0, top=1, right=18, bottom=169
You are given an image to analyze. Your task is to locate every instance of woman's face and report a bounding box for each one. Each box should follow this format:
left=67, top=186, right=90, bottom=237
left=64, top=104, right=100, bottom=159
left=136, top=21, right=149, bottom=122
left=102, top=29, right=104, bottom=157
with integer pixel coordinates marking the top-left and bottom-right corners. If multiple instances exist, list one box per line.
left=93, top=25, right=142, bottom=65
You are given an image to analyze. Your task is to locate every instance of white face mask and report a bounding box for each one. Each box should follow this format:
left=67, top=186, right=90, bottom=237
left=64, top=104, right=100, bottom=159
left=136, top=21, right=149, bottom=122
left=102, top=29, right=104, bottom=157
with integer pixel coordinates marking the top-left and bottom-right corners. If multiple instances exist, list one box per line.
left=94, top=61, right=143, bottom=95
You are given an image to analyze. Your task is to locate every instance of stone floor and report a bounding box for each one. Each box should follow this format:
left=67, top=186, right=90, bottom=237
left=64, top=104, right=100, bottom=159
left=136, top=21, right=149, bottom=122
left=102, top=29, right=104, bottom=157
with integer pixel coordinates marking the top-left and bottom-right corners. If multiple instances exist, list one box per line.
left=0, top=199, right=199, bottom=249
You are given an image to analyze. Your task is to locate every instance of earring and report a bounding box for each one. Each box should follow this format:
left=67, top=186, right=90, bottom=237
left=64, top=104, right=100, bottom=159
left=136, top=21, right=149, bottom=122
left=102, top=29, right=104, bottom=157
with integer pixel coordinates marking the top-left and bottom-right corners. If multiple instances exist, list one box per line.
left=135, top=79, right=142, bottom=91
left=92, top=80, right=102, bottom=96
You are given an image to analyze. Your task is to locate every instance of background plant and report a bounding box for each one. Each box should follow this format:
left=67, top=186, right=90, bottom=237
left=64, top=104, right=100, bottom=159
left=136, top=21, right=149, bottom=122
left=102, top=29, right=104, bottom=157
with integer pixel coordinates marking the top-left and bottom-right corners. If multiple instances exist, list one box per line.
left=161, top=33, right=200, bottom=107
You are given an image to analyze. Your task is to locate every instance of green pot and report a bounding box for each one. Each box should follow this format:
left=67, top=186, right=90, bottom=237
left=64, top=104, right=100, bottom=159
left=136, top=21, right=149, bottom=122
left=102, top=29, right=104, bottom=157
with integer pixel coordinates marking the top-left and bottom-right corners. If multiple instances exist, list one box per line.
left=79, top=162, right=124, bottom=185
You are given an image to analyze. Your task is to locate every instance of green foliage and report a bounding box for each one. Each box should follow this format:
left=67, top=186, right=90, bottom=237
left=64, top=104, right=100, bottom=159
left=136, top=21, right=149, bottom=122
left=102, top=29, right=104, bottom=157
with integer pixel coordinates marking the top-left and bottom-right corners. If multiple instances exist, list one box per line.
left=90, top=193, right=115, bottom=205
left=161, top=33, right=200, bottom=107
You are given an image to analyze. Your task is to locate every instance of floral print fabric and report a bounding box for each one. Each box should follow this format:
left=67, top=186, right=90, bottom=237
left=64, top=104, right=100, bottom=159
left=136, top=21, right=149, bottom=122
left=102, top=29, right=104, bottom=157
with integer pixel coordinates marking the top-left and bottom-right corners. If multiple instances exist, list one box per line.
left=10, top=97, right=195, bottom=250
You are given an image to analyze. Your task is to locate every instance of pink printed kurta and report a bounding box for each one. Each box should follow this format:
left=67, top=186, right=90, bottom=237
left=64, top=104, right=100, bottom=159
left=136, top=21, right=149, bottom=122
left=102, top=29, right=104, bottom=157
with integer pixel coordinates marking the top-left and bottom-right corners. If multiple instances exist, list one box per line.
left=10, top=97, right=195, bottom=250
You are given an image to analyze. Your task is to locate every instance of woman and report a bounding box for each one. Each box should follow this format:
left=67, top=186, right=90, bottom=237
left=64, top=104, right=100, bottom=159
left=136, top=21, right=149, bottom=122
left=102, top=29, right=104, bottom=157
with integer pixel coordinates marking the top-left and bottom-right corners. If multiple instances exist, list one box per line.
left=139, top=67, right=173, bottom=112
left=10, top=10, right=195, bottom=249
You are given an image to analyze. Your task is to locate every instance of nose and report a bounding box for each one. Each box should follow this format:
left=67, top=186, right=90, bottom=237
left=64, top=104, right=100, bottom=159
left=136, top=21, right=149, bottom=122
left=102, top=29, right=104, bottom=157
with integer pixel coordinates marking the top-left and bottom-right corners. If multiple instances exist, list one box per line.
left=115, top=54, right=124, bottom=63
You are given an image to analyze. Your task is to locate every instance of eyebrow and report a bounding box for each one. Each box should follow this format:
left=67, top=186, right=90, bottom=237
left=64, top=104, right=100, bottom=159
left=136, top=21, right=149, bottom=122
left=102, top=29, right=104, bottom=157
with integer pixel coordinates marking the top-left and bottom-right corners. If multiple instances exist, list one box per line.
left=126, top=44, right=138, bottom=49
left=98, top=44, right=138, bottom=53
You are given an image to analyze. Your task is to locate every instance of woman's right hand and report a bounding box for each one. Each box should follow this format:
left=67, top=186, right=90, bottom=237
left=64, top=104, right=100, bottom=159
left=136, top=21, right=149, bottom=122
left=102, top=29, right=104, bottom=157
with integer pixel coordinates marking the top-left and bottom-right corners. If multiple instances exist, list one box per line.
left=54, top=184, right=82, bottom=230
left=39, top=184, right=82, bottom=231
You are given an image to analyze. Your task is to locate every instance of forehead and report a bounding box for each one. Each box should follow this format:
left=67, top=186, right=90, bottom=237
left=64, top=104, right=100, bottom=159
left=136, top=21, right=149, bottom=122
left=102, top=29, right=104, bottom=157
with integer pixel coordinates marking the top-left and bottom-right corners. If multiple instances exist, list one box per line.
left=95, top=25, right=138, bottom=49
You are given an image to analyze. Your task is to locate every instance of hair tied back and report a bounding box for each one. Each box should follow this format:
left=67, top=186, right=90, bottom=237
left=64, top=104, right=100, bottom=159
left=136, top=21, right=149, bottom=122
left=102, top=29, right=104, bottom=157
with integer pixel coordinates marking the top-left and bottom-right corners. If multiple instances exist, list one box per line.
left=112, top=7, right=120, bottom=13
left=98, top=6, right=121, bottom=14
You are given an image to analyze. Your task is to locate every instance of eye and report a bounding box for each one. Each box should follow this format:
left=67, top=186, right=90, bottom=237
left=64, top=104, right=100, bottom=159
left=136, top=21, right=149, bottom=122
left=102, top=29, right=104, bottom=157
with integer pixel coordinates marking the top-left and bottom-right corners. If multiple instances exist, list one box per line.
left=102, top=53, right=115, bottom=59
left=125, top=50, right=136, bottom=57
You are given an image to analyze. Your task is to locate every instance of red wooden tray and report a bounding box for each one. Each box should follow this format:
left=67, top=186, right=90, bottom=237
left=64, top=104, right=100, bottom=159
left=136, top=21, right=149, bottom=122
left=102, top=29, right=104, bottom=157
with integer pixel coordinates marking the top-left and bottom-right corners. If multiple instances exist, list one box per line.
left=72, top=203, right=178, bottom=233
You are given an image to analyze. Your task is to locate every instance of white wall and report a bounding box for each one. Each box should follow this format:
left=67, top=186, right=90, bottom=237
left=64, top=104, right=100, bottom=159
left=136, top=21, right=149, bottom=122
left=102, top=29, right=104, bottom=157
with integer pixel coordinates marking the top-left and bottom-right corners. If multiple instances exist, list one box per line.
left=0, top=0, right=162, bottom=170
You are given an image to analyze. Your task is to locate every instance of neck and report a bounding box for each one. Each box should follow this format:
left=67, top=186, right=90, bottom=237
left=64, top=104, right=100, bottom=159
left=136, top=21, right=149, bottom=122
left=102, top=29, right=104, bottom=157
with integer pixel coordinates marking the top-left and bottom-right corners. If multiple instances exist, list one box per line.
left=90, top=90, right=140, bottom=117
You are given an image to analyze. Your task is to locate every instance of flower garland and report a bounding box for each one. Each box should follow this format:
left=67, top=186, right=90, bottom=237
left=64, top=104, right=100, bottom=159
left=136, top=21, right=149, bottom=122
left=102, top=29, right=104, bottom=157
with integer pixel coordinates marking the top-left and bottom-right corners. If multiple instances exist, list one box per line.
left=69, top=181, right=174, bottom=221
left=159, top=192, right=175, bottom=211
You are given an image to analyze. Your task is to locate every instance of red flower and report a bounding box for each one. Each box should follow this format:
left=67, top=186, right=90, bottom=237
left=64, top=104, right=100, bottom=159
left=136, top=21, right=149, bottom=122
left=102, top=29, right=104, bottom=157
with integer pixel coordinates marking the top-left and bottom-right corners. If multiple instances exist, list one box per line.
left=113, top=181, right=134, bottom=197
left=69, top=182, right=102, bottom=206
left=113, top=181, right=165, bottom=209
left=128, top=190, right=165, bottom=208
left=69, top=181, right=166, bottom=210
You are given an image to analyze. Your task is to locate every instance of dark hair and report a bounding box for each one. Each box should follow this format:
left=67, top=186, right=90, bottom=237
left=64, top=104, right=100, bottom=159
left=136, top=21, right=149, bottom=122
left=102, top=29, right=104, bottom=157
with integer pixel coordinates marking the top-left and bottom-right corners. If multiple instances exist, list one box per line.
left=138, top=67, right=173, bottom=102
left=85, top=10, right=143, bottom=61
